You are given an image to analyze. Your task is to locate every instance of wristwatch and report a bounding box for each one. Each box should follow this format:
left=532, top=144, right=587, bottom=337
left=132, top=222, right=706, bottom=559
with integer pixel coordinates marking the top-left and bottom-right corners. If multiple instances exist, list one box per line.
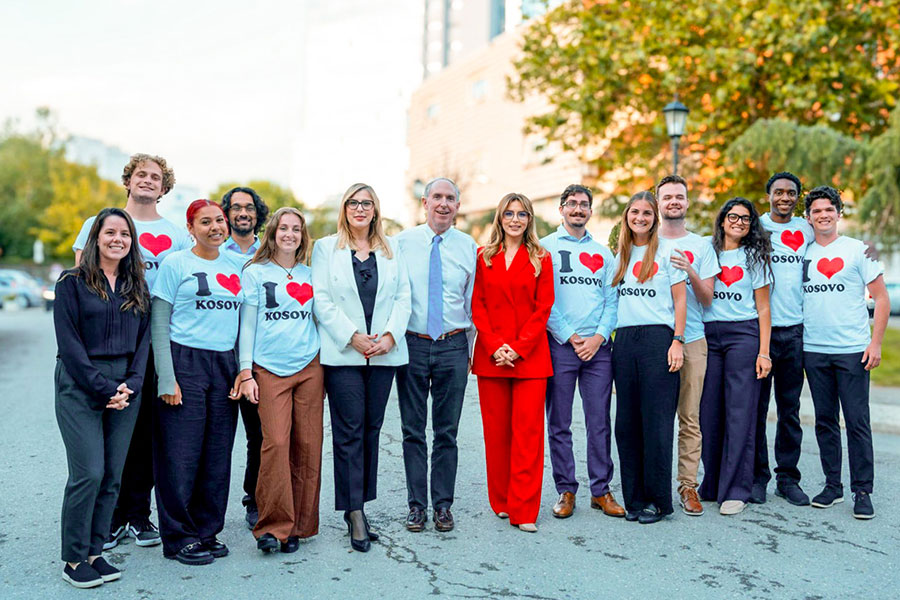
left=673, top=335, right=685, bottom=344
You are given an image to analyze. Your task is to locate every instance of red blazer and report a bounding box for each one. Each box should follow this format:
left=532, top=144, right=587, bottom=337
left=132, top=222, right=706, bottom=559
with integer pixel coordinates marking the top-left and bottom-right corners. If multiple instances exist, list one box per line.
left=472, top=246, right=554, bottom=378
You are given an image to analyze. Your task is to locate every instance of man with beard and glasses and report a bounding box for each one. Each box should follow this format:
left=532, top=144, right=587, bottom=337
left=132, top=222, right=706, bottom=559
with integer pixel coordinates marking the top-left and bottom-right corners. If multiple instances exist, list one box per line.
left=73, top=153, right=192, bottom=551
left=656, top=174, right=720, bottom=517
left=221, top=186, right=270, bottom=528
left=540, top=184, right=624, bottom=520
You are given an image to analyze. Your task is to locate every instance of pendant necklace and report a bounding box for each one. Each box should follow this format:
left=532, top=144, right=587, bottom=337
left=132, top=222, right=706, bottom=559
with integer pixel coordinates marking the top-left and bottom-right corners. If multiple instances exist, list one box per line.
left=272, top=257, right=296, bottom=280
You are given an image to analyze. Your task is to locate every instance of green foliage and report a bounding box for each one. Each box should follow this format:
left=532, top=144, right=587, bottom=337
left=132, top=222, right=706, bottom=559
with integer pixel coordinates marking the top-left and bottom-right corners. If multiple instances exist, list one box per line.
left=858, top=107, right=900, bottom=247
left=209, top=180, right=304, bottom=213
left=0, top=132, right=57, bottom=259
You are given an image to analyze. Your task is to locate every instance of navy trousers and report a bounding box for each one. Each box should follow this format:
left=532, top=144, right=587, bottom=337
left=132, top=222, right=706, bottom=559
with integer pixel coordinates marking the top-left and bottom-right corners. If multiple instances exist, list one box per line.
left=612, top=325, right=679, bottom=515
left=153, top=343, right=238, bottom=557
left=546, top=335, right=614, bottom=497
left=239, top=398, right=262, bottom=504
left=699, top=320, right=760, bottom=504
left=753, top=324, right=804, bottom=486
left=396, top=332, right=469, bottom=510
left=804, top=351, right=874, bottom=494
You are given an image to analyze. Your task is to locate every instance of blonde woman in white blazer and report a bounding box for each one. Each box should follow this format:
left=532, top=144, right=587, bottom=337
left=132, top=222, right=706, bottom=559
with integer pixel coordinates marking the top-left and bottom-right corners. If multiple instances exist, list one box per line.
left=311, top=183, right=411, bottom=553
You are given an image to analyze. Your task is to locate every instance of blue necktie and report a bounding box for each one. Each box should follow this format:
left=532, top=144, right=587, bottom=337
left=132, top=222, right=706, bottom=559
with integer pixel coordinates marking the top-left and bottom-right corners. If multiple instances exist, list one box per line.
left=427, top=234, right=443, bottom=340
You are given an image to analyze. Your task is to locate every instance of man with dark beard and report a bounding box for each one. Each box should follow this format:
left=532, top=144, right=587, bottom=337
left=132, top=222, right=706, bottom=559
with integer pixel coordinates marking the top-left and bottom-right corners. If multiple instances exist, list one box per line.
left=221, top=186, right=269, bottom=528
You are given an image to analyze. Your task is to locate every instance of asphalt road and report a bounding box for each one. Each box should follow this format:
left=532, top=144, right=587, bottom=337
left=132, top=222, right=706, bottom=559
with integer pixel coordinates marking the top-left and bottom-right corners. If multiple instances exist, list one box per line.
left=1, top=309, right=898, bottom=599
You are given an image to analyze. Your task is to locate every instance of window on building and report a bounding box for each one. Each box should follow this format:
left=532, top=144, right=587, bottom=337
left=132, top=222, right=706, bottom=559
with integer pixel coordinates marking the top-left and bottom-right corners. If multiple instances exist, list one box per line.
left=489, top=0, right=505, bottom=39
left=471, top=79, right=488, bottom=101
left=427, top=103, right=441, bottom=119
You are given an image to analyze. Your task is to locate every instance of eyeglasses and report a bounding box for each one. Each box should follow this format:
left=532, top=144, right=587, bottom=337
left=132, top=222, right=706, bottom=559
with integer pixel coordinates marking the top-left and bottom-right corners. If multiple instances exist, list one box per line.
left=772, top=189, right=798, bottom=199
left=347, top=200, right=375, bottom=211
left=725, top=213, right=751, bottom=225
left=561, top=200, right=591, bottom=210
left=230, top=204, right=256, bottom=214
left=502, top=210, right=530, bottom=221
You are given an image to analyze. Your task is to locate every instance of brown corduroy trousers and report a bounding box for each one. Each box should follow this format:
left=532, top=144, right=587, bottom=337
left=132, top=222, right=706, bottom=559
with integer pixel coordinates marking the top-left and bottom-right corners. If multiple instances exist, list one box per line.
left=252, top=357, right=325, bottom=541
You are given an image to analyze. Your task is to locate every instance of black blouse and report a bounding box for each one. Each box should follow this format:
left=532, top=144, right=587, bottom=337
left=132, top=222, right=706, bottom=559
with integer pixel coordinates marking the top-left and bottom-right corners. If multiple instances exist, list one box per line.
left=53, top=269, right=151, bottom=400
left=352, top=253, right=378, bottom=335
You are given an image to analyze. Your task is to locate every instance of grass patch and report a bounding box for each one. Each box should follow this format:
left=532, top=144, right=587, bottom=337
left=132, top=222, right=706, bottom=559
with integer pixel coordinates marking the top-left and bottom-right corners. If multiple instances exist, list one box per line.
left=872, top=326, right=900, bottom=387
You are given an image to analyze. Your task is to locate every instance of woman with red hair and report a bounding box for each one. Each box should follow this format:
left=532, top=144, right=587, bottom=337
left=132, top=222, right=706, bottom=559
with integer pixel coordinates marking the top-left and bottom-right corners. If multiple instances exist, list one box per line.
left=150, top=199, right=245, bottom=565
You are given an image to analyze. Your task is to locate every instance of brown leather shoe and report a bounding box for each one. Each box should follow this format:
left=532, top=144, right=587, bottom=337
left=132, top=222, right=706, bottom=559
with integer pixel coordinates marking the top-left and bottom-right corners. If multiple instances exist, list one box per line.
left=405, top=507, right=426, bottom=532
left=552, top=492, right=576, bottom=518
left=590, top=492, right=625, bottom=517
left=434, top=507, right=454, bottom=532
left=679, top=486, right=704, bottom=516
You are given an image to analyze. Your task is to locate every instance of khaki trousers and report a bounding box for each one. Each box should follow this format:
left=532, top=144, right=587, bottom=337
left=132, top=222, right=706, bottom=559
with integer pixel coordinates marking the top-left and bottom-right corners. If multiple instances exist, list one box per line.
left=676, top=338, right=707, bottom=489
left=252, top=358, right=325, bottom=541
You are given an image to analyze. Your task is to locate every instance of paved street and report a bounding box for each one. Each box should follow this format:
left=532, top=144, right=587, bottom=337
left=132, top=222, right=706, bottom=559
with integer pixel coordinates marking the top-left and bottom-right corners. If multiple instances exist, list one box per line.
left=1, top=309, right=898, bottom=599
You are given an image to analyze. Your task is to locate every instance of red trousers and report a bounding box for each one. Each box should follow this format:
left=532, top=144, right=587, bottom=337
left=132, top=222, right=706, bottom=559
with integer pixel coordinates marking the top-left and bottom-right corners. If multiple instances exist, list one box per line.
left=476, top=376, right=546, bottom=525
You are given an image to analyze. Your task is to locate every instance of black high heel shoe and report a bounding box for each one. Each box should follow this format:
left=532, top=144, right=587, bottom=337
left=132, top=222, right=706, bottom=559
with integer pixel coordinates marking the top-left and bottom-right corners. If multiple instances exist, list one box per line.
left=362, top=511, right=379, bottom=541
left=344, top=512, right=371, bottom=552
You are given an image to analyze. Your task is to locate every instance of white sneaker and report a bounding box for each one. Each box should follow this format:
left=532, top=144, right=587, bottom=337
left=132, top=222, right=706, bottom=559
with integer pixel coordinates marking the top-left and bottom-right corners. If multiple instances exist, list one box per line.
left=517, top=523, right=538, bottom=533
left=719, top=500, right=746, bottom=515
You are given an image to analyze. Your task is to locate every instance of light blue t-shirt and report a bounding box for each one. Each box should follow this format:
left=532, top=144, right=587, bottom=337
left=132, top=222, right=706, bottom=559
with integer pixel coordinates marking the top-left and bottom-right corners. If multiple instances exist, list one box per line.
left=760, top=213, right=814, bottom=327
left=703, top=248, right=772, bottom=323
left=662, top=232, right=720, bottom=343
left=241, top=261, right=319, bottom=376
left=803, top=236, right=884, bottom=354
left=74, top=215, right=193, bottom=289
left=541, top=225, right=617, bottom=344
left=151, top=249, right=244, bottom=352
left=615, top=240, right=688, bottom=329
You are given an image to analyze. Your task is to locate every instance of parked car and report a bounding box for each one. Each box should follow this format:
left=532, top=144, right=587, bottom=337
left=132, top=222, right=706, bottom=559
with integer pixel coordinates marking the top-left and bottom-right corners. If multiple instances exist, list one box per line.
left=0, top=269, right=44, bottom=308
left=867, top=281, right=900, bottom=316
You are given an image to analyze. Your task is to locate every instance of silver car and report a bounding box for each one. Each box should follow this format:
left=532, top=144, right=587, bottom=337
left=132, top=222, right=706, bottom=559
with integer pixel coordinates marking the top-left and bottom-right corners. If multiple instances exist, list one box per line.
left=867, top=281, right=900, bottom=316
left=0, top=269, right=44, bottom=308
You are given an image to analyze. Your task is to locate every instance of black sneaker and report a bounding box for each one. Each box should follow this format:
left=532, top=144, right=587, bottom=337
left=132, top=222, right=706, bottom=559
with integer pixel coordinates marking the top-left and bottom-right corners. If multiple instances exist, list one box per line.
left=103, top=523, right=127, bottom=550
left=62, top=562, right=103, bottom=588
left=167, top=542, right=214, bottom=566
left=852, top=491, right=875, bottom=520
left=128, top=518, right=162, bottom=547
left=243, top=495, right=258, bottom=530
left=89, top=557, right=121, bottom=582
left=257, top=533, right=279, bottom=553
left=775, top=482, right=811, bottom=506
left=811, top=486, right=844, bottom=508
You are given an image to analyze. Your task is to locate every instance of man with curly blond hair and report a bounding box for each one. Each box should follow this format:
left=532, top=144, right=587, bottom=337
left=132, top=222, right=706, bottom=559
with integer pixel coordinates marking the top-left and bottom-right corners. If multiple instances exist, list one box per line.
left=73, top=153, right=193, bottom=551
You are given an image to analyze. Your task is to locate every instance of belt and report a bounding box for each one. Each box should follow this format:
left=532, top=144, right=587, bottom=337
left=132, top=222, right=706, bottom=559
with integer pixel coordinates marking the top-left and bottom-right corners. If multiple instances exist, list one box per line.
left=407, top=328, right=465, bottom=341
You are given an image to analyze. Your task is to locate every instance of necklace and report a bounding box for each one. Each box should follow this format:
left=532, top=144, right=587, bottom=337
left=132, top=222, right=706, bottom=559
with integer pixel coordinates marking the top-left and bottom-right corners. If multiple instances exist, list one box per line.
left=271, top=257, right=297, bottom=280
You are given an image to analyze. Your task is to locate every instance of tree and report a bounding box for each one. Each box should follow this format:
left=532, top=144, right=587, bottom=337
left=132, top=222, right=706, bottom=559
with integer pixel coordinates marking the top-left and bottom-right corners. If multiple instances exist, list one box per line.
left=0, top=131, right=57, bottom=259
left=209, top=179, right=305, bottom=212
left=857, top=106, right=900, bottom=247
left=512, top=0, right=900, bottom=214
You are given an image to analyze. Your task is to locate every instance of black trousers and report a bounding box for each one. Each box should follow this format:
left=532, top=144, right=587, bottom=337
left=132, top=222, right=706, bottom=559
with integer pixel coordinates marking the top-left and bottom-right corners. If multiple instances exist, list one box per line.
left=804, top=351, right=874, bottom=494
left=55, top=357, right=141, bottom=562
left=111, top=351, right=156, bottom=527
left=153, top=343, right=238, bottom=557
left=753, top=324, right=804, bottom=486
left=324, top=365, right=396, bottom=511
left=612, top=325, right=679, bottom=515
left=698, top=320, right=760, bottom=504
left=396, top=332, right=469, bottom=510
left=239, top=399, right=262, bottom=504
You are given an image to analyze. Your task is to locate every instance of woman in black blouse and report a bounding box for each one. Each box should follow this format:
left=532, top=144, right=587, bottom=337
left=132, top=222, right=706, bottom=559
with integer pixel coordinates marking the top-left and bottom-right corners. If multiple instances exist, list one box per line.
left=54, top=207, right=151, bottom=588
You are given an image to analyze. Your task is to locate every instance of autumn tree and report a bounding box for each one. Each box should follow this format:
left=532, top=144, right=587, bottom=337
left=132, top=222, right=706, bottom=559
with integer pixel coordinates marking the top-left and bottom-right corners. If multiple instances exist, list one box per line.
left=857, top=106, right=900, bottom=247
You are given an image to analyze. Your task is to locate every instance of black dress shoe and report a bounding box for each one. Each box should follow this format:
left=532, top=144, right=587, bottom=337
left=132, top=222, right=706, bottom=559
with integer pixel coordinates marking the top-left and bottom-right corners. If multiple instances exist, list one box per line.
left=362, top=512, right=379, bottom=541
left=280, top=536, right=300, bottom=553
left=749, top=482, right=767, bottom=504
left=201, top=538, right=229, bottom=558
left=638, top=505, right=664, bottom=525
left=405, top=507, right=426, bottom=532
left=625, top=510, right=640, bottom=522
left=344, top=513, right=371, bottom=553
left=168, top=542, right=214, bottom=565
left=434, top=507, right=455, bottom=532
left=257, top=533, right=279, bottom=553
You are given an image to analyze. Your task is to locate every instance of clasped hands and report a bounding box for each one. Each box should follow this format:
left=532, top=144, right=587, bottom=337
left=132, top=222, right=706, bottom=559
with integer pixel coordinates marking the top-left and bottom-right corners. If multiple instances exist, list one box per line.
left=350, top=331, right=395, bottom=359
left=568, top=333, right=604, bottom=362
left=106, top=382, right=134, bottom=410
left=492, top=344, right=520, bottom=368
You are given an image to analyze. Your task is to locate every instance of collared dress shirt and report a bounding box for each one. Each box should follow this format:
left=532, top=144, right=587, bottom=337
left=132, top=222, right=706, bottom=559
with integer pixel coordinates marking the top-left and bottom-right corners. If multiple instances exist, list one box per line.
left=223, top=236, right=260, bottom=256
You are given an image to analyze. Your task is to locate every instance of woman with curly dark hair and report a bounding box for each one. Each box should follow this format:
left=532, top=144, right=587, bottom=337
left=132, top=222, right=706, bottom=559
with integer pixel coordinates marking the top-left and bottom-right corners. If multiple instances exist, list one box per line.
left=699, top=197, right=773, bottom=516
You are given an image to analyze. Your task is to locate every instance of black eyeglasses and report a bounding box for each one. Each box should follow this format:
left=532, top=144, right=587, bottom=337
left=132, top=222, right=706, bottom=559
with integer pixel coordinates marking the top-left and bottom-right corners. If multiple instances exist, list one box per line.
left=229, top=204, right=257, bottom=214
left=561, top=200, right=591, bottom=210
left=347, top=200, right=375, bottom=211
left=502, top=210, right=530, bottom=221
left=725, top=213, right=751, bottom=225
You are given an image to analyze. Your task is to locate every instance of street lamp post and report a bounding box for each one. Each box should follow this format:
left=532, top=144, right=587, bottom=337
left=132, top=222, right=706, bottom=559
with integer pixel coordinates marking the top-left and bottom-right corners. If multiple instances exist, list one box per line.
left=662, top=96, right=689, bottom=175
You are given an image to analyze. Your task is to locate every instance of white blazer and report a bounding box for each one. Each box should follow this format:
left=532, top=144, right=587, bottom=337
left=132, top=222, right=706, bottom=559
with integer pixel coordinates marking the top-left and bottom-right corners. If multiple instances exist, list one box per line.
left=311, top=235, right=411, bottom=367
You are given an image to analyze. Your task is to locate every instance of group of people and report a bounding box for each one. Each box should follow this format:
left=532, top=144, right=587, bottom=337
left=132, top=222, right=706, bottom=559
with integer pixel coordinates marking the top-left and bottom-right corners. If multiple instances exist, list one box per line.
left=53, top=153, right=889, bottom=589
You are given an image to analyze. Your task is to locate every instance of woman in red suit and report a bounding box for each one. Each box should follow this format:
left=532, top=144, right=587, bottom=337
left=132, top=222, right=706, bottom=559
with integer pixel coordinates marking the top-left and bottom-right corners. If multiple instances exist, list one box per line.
left=472, top=192, right=554, bottom=533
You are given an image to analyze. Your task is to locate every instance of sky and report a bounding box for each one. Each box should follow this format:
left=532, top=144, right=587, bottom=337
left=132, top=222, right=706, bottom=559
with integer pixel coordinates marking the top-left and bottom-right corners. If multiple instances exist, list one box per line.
left=1, top=0, right=423, bottom=220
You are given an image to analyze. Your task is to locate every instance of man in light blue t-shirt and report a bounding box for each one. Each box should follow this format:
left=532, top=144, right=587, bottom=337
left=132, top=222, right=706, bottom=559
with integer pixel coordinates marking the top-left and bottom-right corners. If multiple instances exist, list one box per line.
left=802, top=186, right=889, bottom=520
left=220, top=186, right=269, bottom=529
left=752, top=172, right=813, bottom=507
left=657, top=174, right=719, bottom=517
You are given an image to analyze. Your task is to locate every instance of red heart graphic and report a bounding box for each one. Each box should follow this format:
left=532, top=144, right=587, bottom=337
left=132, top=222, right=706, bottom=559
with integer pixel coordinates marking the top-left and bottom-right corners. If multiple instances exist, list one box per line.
left=684, top=250, right=695, bottom=264
left=216, top=273, right=241, bottom=296
left=781, top=230, right=805, bottom=252
left=286, top=282, right=313, bottom=305
left=718, top=266, right=744, bottom=287
left=633, top=261, right=659, bottom=278
left=139, top=233, right=173, bottom=256
left=817, top=257, right=844, bottom=279
left=579, top=252, right=604, bottom=273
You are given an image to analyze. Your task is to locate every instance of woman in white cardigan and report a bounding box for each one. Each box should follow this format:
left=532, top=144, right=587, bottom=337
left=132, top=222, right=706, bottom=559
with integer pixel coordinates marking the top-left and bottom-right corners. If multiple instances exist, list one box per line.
left=311, top=182, right=411, bottom=553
